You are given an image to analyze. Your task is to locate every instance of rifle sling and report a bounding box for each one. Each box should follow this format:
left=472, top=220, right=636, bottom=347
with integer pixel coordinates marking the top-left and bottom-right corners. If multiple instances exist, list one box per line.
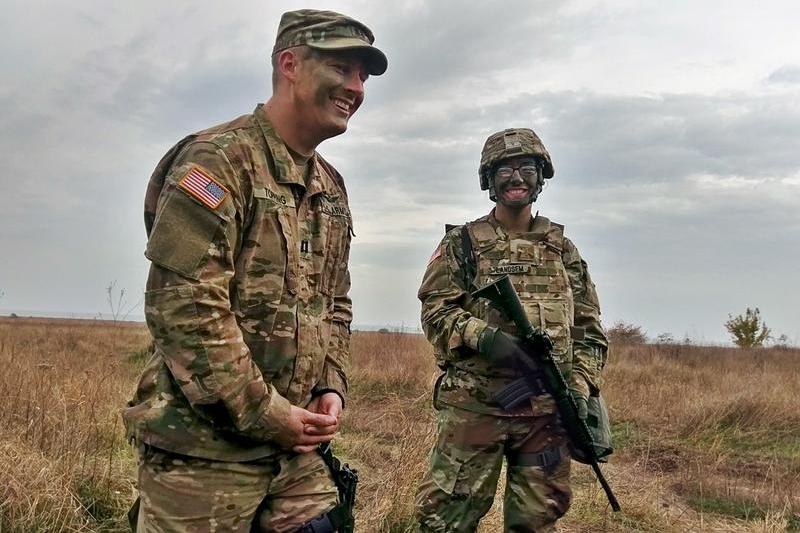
left=460, top=224, right=476, bottom=291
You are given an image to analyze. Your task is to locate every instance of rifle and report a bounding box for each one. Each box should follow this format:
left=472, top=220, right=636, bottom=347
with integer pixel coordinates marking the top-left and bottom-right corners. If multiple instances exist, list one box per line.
left=473, top=275, right=621, bottom=512
left=317, top=442, right=359, bottom=532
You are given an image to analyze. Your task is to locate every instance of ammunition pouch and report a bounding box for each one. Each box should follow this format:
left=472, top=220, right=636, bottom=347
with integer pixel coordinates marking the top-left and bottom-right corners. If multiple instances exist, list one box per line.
left=493, top=375, right=547, bottom=410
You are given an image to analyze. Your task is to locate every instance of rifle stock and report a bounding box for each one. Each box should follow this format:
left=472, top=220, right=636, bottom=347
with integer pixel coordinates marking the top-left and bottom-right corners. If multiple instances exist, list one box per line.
left=472, top=275, right=621, bottom=512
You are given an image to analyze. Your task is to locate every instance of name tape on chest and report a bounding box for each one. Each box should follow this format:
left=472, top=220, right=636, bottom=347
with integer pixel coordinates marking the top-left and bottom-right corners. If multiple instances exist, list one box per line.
left=489, top=264, right=533, bottom=275
left=179, top=166, right=228, bottom=210
left=254, top=186, right=293, bottom=207
left=319, top=197, right=351, bottom=218
left=322, top=204, right=350, bottom=217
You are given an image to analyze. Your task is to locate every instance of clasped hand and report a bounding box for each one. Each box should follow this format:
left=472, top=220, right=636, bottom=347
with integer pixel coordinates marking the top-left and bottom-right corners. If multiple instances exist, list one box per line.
left=276, top=392, right=343, bottom=454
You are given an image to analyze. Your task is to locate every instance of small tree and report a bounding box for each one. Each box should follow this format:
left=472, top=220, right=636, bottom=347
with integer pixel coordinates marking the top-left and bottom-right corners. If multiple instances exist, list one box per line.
left=772, top=334, right=791, bottom=349
left=724, top=307, right=771, bottom=348
left=655, top=332, right=675, bottom=344
left=607, top=321, right=647, bottom=344
left=104, top=280, right=142, bottom=323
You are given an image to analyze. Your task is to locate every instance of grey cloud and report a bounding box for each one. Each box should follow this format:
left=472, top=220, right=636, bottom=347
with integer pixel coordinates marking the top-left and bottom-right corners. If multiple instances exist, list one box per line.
left=2, top=0, right=799, bottom=342
left=351, top=242, right=431, bottom=271
left=766, top=65, right=800, bottom=85
left=362, top=0, right=578, bottom=106
left=334, top=89, right=800, bottom=212
left=477, top=91, right=800, bottom=185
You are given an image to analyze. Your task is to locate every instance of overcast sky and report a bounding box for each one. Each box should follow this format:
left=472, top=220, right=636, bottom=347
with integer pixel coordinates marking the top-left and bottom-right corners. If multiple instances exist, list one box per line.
left=1, top=0, right=798, bottom=344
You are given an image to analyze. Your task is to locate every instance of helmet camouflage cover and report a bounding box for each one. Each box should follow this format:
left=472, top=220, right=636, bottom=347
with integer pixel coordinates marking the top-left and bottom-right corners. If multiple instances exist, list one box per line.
left=479, top=128, right=555, bottom=191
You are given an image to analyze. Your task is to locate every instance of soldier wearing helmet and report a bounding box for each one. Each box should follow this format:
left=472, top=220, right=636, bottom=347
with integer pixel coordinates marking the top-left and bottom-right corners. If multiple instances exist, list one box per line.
left=415, top=128, right=609, bottom=531
left=479, top=127, right=555, bottom=204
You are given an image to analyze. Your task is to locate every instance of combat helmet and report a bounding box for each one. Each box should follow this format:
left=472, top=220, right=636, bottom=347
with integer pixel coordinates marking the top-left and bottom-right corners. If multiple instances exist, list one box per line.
left=479, top=128, right=555, bottom=193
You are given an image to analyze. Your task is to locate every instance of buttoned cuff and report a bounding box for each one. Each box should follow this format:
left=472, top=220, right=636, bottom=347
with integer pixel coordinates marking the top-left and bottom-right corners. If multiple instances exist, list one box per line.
left=311, top=388, right=346, bottom=410
left=314, top=361, right=348, bottom=407
left=256, top=385, right=293, bottom=442
left=458, top=317, right=489, bottom=351
left=573, top=346, right=603, bottom=393
left=569, top=374, right=591, bottom=397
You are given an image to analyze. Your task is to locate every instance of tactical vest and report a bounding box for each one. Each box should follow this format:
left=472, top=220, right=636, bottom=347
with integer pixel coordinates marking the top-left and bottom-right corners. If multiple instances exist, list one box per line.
left=460, top=215, right=575, bottom=366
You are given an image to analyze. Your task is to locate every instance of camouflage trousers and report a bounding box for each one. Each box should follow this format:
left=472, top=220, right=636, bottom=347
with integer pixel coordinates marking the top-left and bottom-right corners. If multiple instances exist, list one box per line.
left=415, top=407, right=571, bottom=533
left=132, top=444, right=338, bottom=532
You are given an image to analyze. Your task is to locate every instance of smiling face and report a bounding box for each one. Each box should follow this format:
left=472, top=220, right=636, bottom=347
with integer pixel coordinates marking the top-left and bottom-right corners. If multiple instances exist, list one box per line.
left=491, top=155, right=543, bottom=208
left=292, top=48, right=369, bottom=141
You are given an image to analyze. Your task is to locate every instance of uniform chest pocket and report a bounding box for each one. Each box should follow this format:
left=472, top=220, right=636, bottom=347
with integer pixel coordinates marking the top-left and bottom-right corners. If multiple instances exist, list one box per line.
left=233, top=196, right=290, bottom=335
left=312, top=209, right=350, bottom=296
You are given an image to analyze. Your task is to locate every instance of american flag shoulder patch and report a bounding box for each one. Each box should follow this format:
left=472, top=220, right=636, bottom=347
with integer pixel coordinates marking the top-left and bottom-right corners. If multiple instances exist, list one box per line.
left=427, top=245, right=443, bottom=265
left=178, top=165, right=228, bottom=209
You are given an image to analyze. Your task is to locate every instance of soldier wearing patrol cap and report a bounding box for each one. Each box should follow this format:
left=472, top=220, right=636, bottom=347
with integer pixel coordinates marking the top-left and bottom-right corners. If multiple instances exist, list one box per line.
left=415, top=128, right=609, bottom=532
left=123, top=9, right=386, bottom=532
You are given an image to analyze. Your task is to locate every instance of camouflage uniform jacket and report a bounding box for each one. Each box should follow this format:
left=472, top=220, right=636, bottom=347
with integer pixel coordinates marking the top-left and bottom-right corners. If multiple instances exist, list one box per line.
left=123, top=104, right=353, bottom=461
left=418, top=211, right=607, bottom=416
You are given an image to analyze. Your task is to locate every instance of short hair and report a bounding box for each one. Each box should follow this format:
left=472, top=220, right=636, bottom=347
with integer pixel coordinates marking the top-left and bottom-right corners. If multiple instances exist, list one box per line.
left=271, top=45, right=322, bottom=89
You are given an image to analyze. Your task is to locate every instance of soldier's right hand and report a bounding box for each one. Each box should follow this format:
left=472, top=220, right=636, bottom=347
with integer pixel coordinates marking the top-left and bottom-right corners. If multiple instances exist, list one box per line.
left=274, top=406, right=338, bottom=453
left=477, top=326, right=527, bottom=368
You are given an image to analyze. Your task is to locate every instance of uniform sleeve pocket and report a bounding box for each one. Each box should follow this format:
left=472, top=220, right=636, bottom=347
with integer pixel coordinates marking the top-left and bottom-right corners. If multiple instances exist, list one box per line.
left=146, top=187, right=226, bottom=280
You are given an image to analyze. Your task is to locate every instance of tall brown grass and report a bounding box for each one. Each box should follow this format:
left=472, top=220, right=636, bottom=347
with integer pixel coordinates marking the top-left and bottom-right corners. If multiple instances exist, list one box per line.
left=0, top=319, right=149, bottom=532
left=1, top=318, right=798, bottom=532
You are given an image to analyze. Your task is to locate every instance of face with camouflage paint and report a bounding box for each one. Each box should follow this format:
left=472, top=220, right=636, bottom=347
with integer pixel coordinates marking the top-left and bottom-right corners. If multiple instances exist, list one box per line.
left=293, top=48, right=368, bottom=140
left=490, top=155, right=543, bottom=208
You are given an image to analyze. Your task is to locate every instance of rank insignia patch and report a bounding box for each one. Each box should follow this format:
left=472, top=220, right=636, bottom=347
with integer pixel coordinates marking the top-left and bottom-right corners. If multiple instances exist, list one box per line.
left=179, top=166, right=228, bottom=209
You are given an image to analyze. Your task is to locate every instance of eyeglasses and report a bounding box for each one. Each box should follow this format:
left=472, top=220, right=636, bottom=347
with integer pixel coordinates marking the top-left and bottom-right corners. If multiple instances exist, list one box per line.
left=494, top=163, right=539, bottom=179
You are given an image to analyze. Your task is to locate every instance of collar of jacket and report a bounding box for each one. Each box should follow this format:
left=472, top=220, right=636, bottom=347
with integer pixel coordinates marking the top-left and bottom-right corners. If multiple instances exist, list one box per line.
left=252, top=103, right=332, bottom=199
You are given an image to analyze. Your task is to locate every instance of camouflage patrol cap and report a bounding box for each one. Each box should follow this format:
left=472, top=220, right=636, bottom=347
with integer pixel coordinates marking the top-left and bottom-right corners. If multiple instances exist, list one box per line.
left=273, top=9, right=388, bottom=76
left=479, top=128, right=555, bottom=191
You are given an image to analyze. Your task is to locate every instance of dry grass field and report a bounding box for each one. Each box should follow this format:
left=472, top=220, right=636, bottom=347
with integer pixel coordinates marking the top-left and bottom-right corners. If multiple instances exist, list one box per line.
left=1, top=317, right=798, bottom=532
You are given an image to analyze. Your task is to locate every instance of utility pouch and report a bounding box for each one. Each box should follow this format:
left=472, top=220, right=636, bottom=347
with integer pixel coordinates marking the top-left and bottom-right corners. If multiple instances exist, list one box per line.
left=570, top=392, right=613, bottom=464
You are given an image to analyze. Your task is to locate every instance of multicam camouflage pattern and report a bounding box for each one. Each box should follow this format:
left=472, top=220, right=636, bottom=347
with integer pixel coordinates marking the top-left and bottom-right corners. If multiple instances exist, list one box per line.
left=479, top=128, right=555, bottom=192
left=416, top=407, right=571, bottom=532
left=416, top=211, right=607, bottom=530
left=419, top=211, right=608, bottom=415
left=272, top=9, right=388, bottom=75
left=124, top=103, right=353, bottom=462
left=135, top=445, right=338, bottom=532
